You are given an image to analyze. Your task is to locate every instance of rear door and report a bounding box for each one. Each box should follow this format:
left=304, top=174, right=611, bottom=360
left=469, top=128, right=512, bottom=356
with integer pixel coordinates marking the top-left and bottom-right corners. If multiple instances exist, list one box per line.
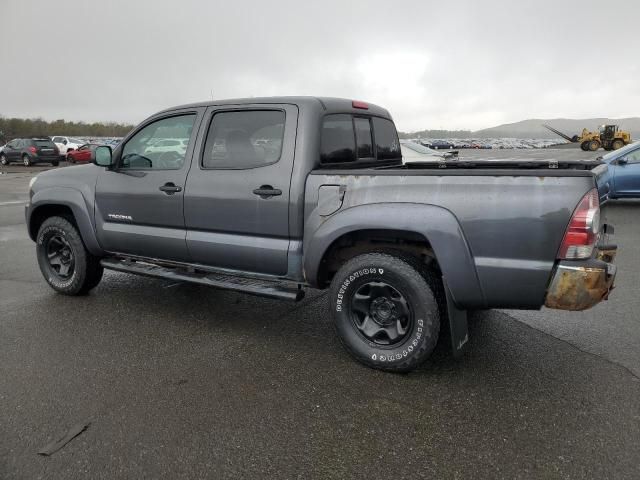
left=183, top=104, right=298, bottom=275
left=94, top=109, right=203, bottom=261
left=612, top=146, right=640, bottom=196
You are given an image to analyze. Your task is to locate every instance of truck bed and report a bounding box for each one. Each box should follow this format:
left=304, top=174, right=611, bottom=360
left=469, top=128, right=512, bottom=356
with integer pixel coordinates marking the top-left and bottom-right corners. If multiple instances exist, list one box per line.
left=305, top=164, right=603, bottom=309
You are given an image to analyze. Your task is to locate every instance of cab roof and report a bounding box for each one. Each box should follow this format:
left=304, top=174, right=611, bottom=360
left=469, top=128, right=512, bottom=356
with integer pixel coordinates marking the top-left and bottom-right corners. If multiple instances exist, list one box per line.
left=158, top=96, right=393, bottom=119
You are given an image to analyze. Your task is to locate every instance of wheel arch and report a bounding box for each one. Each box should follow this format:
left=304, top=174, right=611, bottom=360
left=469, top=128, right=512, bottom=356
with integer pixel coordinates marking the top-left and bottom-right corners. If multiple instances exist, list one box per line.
left=303, top=203, right=485, bottom=309
left=28, top=187, right=104, bottom=256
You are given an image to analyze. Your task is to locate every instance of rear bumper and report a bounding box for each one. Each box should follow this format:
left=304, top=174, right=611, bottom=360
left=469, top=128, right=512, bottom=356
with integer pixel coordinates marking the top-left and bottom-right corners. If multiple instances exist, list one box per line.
left=544, top=247, right=617, bottom=311
left=31, top=156, right=59, bottom=163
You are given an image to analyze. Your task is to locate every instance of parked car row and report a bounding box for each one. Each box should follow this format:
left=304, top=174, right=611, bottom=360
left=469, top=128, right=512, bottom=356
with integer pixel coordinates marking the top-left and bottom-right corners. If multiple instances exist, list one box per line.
left=418, top=140, right=492, bottom=150
left=408, top=138, right=563, bottom=150
left=0, top=136, right=123, bottom=166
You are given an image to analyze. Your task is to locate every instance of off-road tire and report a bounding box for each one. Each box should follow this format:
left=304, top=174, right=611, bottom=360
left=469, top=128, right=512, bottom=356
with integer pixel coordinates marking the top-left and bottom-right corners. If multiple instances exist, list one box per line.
left=36, top=216, right=103, bottom=295
left=612, top=139, right=624, bottom=150
left=580, top=141, right=589, bottom=151
left=329, top=252, right=441, bottom=372
left=588, top=140, right=600, bottom=151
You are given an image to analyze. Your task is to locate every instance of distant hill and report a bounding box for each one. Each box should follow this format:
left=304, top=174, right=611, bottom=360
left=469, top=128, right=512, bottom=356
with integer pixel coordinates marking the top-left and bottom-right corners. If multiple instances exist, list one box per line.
left=473, top=118, right=640, bottom=140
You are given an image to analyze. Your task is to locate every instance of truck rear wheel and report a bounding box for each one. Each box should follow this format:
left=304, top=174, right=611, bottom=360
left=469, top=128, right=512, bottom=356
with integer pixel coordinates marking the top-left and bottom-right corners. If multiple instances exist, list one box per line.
left=329, top=252, right=441, bottom=372
left=36, top=216, right=103, bottom=295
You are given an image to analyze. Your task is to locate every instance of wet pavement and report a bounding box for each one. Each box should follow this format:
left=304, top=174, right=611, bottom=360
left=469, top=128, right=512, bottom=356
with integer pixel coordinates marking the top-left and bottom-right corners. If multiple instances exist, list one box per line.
left=1, top=155, right=638, bottom=479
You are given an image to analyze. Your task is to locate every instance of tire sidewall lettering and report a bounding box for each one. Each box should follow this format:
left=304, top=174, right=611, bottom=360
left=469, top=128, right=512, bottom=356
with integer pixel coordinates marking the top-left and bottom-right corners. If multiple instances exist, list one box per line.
left=335, top=266, right=382, bottom=312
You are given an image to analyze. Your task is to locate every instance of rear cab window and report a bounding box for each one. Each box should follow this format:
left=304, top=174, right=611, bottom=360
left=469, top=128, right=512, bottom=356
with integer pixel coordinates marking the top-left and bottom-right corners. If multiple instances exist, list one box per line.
left=320, top=114, right=401, bottom=167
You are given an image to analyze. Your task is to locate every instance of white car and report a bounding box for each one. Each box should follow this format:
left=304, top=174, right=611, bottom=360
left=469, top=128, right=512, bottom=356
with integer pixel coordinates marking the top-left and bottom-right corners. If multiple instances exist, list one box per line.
left=51, top=136, right=85, bottom=155
left=144, top=138, right=188, bottom=156
left=400, top=140, right=457, bottom=163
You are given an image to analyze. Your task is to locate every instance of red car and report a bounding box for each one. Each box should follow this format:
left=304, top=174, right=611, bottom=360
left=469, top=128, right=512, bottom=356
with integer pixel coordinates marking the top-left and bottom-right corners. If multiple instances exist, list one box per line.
left=66, top=144, right=101, bottom=163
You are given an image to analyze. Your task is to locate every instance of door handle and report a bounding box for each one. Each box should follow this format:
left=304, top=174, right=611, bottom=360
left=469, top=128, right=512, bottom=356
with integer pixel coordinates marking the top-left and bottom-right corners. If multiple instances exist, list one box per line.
left=159, top=182, right=182, bottom=195
left=253, top=185, right=282, bottom=198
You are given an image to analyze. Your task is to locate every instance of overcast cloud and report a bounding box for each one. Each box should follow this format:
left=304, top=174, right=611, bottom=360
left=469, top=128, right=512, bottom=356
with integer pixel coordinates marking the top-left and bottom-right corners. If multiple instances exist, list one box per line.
left=1, top=0, right=639, bottom=131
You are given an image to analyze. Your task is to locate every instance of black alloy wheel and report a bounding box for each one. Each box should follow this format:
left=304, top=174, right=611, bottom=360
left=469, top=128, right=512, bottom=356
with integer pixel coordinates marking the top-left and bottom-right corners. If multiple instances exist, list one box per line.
left=45, top=233, right=75, bottom=280
left=351, top=281, right=412, bottom=346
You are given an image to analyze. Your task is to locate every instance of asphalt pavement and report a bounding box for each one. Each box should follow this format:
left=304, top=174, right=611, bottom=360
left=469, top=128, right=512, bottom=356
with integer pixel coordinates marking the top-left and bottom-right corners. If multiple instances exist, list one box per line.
left=1, top=154, right=639, bottom=479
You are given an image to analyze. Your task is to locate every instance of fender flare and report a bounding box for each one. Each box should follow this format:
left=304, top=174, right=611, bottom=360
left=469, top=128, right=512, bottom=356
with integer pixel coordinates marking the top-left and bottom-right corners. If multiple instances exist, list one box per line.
left=28, top=187, right=104, bottom=256
left=303, top=203, right=485, bottom=309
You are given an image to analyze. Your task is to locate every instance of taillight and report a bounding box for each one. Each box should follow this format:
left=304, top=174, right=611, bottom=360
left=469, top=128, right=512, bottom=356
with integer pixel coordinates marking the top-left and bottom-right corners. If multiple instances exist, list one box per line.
left=28, top=146, right=37, bottom=154
left=557, top=188, right=600, bottom=259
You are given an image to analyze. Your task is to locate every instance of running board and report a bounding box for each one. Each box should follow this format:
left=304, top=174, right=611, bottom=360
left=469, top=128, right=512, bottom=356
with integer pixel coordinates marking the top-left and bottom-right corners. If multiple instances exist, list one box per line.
left=100, top=258, right=305, bottom=302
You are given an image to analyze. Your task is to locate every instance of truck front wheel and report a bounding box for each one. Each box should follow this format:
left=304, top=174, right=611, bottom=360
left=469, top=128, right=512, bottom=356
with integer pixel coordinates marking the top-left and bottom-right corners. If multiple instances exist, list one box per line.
left=36, top=216, right=103, bottom=295
left=329, top=252, right=441, bottom=372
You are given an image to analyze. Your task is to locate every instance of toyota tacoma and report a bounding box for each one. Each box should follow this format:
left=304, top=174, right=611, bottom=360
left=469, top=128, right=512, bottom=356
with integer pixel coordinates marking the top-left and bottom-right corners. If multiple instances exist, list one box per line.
left=26, top=97, right=617, bottom=372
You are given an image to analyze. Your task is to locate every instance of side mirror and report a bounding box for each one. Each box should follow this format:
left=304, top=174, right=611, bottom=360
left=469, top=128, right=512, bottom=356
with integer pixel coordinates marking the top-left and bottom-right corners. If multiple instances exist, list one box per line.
left=617, top=157, right=628, bottom=165
left=93, top=145, right=113, bottom=167
left=63, top=140, right=68, bottom=145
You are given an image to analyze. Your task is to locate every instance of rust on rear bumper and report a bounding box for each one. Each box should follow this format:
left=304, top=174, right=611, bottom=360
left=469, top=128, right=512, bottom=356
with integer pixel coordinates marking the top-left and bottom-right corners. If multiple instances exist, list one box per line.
left=545, top=256, right=616, bottom=311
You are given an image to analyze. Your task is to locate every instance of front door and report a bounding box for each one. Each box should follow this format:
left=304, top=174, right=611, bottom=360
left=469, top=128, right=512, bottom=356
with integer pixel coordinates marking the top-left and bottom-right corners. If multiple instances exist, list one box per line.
left=183, top=104, right=298, bottom=276
left=95, top=110, right=203, bottom=261
left=613, top=146, right=640, bottom=196
left=4, top=140, right=19, bottom=161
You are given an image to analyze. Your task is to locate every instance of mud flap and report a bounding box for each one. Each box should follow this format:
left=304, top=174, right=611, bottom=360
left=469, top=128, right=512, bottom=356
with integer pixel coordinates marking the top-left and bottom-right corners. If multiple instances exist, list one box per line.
left=444, top=281, right=469, bottom=358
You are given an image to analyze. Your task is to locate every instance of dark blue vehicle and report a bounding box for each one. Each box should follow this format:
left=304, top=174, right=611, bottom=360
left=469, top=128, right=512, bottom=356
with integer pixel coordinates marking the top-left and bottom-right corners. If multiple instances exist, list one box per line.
left=597, top=141, right=640, bottom=201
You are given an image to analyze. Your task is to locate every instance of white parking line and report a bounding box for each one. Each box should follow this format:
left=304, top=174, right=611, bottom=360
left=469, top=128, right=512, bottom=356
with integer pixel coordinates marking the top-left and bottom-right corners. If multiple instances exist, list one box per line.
left=0, top=201, right=27, bottom=206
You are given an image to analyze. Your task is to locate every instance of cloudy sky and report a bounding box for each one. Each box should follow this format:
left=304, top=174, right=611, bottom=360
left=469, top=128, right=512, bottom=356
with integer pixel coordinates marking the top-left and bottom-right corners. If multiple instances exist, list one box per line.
left=1, top=0, right=638, bottom=131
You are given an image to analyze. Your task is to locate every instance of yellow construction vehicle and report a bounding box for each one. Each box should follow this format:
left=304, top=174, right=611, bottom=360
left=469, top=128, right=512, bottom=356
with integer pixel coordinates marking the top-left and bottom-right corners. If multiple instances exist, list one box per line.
left=543, top=124, right=632, bottom=151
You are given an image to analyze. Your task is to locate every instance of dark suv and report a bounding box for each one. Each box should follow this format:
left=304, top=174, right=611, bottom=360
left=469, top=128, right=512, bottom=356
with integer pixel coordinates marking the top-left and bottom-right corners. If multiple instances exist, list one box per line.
left=0, top=137, right=60, bottom=166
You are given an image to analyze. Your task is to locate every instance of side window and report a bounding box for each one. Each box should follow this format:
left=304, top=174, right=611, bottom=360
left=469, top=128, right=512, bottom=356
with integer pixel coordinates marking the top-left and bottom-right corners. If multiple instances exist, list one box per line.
left=120, top=114, right=195, bottom=170
left=372, top=117, right=401, bottom=161
left=354, top=117, right=373, bottom=159
left=202, top=110, right=285, bottom=169
left=624, top=148, right=640, bottom=164
left=52, top=137, right=62, bottom=143
left=320, top=114, right=355, bottom=164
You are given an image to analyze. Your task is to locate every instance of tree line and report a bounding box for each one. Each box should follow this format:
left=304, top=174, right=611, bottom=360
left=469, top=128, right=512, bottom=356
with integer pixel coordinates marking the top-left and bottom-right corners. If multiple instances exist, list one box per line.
left=0, top=117, right=134, bottom=142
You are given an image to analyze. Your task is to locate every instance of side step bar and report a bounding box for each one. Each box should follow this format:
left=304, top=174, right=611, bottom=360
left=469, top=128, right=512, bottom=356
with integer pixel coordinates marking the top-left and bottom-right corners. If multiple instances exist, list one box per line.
left=100, top=258, right=305, bottom=302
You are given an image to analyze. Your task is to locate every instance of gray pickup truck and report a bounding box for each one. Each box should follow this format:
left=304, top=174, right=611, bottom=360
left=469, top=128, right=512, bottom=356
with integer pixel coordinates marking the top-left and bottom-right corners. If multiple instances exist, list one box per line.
left=26, top=97, right=617, bottom=372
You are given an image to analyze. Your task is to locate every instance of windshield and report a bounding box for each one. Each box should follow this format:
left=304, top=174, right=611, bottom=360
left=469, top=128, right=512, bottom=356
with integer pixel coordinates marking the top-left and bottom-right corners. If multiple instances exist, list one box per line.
left=601, top=141, right=639, bottom=161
